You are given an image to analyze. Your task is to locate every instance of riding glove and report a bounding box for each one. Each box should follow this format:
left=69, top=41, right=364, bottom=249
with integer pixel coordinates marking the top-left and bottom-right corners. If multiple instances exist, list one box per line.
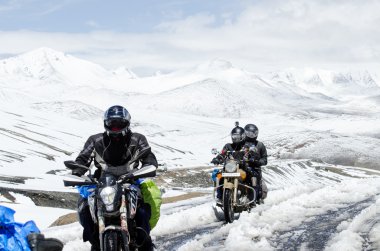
left=211, top=158, right=220, bottom=165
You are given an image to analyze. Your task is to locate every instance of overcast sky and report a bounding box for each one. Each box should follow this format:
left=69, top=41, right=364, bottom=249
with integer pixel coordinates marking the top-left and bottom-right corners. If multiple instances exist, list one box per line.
left=0, top=0, right=379, bottom=75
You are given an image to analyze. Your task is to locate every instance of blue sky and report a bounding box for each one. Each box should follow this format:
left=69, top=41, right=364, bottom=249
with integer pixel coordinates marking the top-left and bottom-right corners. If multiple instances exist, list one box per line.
left=0, top=0, right=244, bottom=32
left=0, top=0, right=379, bottom=75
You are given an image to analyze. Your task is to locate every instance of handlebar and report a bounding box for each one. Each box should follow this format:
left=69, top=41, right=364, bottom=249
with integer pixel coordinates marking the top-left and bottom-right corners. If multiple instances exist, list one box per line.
left=63, top=162, right=157, bottom=187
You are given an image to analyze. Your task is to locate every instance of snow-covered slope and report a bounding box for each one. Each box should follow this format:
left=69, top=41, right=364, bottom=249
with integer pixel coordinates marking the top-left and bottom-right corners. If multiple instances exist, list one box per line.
left=129, top=62, right=347, bottom=117
left=0, top=48, right=378, bottom=175
left=30, top=100, right=104, bottom=120
left=139, top=78, right=251, bottom=117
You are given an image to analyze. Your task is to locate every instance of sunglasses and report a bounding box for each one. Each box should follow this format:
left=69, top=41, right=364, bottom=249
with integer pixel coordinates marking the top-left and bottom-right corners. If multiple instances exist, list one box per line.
left=106, top=119, right=129, bottom=132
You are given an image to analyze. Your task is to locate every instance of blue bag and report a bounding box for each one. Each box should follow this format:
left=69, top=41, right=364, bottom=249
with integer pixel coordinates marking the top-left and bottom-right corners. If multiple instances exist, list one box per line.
left=0, top=205, right=40, bottom=251
left=211, top=169, right=221, bottom=182
left=77, top=185, right=97, bottom=199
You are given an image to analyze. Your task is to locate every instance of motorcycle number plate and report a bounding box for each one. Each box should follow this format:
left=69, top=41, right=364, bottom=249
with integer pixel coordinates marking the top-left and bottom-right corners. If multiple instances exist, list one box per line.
left=222, top=173, right=240, bottom=177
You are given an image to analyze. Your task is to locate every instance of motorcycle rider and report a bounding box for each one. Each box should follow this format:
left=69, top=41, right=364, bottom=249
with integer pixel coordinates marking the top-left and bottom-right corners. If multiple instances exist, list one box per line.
left=71, top=105, right=158, bottom=251
left=211, top=122, right=246, bottom=203
left=211, top=122, right=246, bottom=164
left=243, top=124, right=267, bottom=204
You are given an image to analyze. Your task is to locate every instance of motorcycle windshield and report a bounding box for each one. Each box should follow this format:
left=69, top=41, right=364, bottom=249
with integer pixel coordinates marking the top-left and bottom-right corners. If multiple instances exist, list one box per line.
left=99, top=173, right=118, bottom=186
left=103, top=163, right=131, bottom=177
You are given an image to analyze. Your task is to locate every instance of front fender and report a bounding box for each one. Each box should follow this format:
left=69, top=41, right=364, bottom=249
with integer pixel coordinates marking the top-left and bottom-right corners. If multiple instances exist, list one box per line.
left=223, top=181, right=234, bottom=190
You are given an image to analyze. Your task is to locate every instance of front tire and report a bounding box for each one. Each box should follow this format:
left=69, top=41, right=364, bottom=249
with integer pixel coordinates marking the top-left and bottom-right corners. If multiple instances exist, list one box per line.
left=223, top=189, right=234, bottom=223
left=104, top=230, right=125, bottom=251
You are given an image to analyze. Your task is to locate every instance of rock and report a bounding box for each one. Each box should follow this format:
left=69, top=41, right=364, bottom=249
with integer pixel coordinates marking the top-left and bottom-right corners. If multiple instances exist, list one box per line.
left=0, top=187, right=78, bottom=209
left=49, top=212, right=78, bottom=227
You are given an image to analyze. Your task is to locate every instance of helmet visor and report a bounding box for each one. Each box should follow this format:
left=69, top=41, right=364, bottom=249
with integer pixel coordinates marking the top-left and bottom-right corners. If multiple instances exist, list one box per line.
left=245, top=130, right=257, bottom=138
left=105, top=119, right=129, bottom=132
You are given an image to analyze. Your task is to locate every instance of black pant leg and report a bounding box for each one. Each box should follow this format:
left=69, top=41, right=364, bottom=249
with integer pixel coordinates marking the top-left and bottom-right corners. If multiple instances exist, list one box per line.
left=135, top=203, right=153, bottom=251
left=255, top=168, right=262, bottom=199
left=78, top=197, right=98, bottom=246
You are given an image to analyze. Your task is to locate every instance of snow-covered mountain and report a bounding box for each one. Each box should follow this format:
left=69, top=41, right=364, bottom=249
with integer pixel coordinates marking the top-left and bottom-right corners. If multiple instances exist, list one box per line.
left=270, top=67, right=380, bottom=98
left=1, top=48, right=379, bottom=115
left=0, top=48, right=379, bottom=171
left=1, top=48, right=106, bottom=86
left=0, top=47, right=137, bottom=96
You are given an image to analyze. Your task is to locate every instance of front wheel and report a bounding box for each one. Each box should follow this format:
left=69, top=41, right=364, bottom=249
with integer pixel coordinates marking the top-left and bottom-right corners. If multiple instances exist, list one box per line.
left=104, top=230, right=126, bottom=251
left=223, top=189, right=234, bottom=223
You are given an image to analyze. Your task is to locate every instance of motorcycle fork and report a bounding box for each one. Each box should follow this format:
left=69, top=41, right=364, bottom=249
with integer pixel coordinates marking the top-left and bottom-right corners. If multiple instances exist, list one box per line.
left=233, top=178, right=239, bottom=206
left=223, top=179, right=234, bottom=204
left=88, top=194, right=97, bottom=223
left=120, top=193, right=128, bottom=232
left=97, top=194, right=130, bottom=251
left=120, top=193, right=130, bottom=250
left=97, top=206, right=105, bottom=251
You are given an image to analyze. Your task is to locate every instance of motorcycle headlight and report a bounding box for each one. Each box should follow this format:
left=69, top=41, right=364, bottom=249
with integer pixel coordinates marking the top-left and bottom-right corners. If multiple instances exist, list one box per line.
left=225, top=161, right=237, bottom=173
left=99, top=186, right=117, bottom=205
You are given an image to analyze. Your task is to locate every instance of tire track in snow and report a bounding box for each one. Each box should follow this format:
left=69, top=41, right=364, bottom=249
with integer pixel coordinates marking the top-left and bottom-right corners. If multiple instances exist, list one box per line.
left=361, top=218, right=380, bottom=251
left=271, top=196, right=376, bottom=251
left=160, top=195, right=212, bottom=216
left=154, top=223, right=222, bottom=251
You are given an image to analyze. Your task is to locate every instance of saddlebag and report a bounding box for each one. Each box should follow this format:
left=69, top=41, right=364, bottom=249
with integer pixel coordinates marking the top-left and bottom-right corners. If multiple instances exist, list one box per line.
left=139, top=179, right=162, bottom=229
left=27, top=233, right=63, bottom=251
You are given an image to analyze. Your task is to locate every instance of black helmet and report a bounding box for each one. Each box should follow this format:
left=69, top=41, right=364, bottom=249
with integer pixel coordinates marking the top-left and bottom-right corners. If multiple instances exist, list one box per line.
left=231, top=124, right=246, bottom=144
left=104, top=105, right=131, bottom=137
left=244, top=124, right=258, bottom=141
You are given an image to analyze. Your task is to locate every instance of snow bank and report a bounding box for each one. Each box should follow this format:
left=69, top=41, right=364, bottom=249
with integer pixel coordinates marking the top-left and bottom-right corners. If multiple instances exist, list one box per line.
left=325, top=196, right=380, bottom=251
left=178, top=177, right=380, bottom=250
left=43, top=223, right=90, bottom=251
left=152, top=196, right=218, bottom=236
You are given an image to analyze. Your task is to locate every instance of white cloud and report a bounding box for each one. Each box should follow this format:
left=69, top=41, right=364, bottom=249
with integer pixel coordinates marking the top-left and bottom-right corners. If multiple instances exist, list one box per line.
left=0, top=0, right=379, bottom=74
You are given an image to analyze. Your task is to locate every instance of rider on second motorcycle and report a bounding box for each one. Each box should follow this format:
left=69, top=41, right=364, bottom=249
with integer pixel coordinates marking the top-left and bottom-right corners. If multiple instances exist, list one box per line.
left=242, top=123, right=268, bottom=204
left=211, top=122, right=267, bottom=205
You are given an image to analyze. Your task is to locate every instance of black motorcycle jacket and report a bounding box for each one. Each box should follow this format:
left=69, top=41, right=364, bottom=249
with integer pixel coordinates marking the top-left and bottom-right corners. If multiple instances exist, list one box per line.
left=244, top=139, right=267, bottom=167
left=74, top=130, right=158, bottom=177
